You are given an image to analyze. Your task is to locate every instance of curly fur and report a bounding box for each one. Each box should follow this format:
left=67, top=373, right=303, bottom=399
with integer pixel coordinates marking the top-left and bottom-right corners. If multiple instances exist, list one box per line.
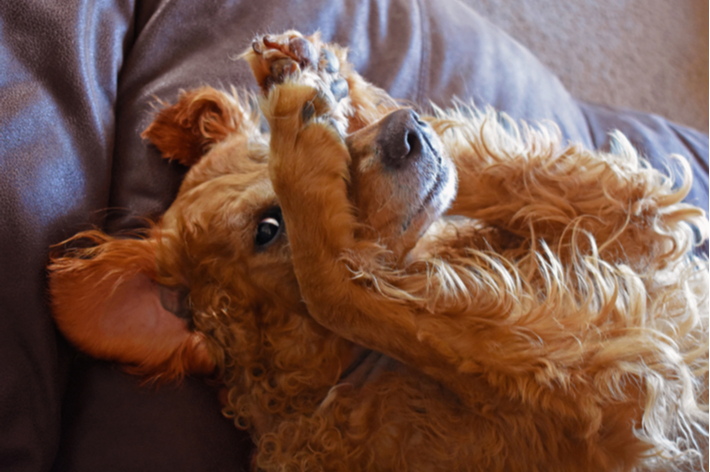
left=47, top=31, right=708, bottom=471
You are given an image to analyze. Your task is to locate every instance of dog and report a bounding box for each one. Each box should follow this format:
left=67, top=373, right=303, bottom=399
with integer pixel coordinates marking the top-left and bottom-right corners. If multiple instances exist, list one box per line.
left=49, top=31, right=708, bottom=471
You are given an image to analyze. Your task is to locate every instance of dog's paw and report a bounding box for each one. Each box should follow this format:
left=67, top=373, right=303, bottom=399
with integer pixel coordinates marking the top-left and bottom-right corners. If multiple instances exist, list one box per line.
left=245, top=31, right=351, bottom=126
left=264, top=81, right=347, bottom=145
left=263, top=79, right=350, bottom=192
left=249, top=31, right=347, bottom=96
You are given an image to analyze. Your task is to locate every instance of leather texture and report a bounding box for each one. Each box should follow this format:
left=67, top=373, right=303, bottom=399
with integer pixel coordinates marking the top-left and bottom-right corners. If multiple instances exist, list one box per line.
left=1, top=0, right=706, bottom=470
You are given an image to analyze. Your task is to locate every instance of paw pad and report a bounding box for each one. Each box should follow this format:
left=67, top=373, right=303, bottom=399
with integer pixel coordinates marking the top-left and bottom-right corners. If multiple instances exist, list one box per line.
left=248, top=32, right=347, bottom=100
left=245, top=31, right=352, bottom=134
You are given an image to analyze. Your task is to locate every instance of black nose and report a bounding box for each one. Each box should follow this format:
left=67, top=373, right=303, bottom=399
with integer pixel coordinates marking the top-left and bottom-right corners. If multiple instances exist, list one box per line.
left=377, top=109, right=427, bottom=169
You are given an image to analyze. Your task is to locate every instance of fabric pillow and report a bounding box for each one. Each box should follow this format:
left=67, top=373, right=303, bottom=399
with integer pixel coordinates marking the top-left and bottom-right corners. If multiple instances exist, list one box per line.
left=0, top=0, right=705, bottom=470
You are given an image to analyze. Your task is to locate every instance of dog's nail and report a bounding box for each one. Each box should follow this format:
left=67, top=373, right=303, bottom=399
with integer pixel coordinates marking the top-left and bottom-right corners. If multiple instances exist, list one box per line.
left=289, top=37, right=318, bottom=68
left=321, top=49, right=340, bottom=73
left=270, top=58, right=298, bottom=83
left=252, top=40, right=262, bottom=54
left=263, top=35, right=278, bottom=49
left=330, top=78, right=349, bottom=102
left=302, top=101, right=315, bottom=123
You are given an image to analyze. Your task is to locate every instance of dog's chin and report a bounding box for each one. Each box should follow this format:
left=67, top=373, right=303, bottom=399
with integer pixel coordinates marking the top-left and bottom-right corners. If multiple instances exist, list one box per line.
left=411, top=154, right=457, bottom=233
left=387, top=154, right=458, bottom=260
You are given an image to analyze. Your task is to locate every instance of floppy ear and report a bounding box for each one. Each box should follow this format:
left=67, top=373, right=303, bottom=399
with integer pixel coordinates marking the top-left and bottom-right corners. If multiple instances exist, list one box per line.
left=48, top=230, right=214, bottom=382
left=142, top=86, right=256, bottom=166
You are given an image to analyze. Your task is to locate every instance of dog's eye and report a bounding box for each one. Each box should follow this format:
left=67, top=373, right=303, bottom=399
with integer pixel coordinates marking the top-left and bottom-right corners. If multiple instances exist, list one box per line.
left=255, top=208, right=283, bottom=248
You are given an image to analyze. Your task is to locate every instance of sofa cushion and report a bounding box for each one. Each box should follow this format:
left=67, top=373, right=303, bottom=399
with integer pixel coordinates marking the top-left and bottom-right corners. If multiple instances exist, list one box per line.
left=0, top=0, right=706, bottom=470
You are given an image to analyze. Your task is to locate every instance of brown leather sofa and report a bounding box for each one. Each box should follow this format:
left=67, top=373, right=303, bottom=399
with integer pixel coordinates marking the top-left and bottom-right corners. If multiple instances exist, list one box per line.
left=1, top=1, right=706, bottom=470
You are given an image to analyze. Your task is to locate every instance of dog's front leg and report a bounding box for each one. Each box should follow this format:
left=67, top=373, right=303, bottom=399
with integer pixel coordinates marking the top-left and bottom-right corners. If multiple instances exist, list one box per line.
left=262, top=83, right=466, bottom=388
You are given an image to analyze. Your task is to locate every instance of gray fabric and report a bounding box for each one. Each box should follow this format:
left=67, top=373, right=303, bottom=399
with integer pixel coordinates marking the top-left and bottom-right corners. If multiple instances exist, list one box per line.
left=1, top=0, right=706, bottom=470
left=580, top=102, right=709, bottom=214
left=1, top=1, right=130, bottom=470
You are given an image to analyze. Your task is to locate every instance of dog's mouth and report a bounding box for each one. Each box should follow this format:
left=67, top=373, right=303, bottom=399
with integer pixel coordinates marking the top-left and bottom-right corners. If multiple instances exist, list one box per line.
left=403, top=133, right=456, bottom=232
left=345, top=109, right=457, bottom=255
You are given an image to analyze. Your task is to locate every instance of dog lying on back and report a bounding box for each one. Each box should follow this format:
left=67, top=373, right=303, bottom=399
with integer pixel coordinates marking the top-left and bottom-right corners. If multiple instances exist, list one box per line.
left=49, top=31, right=708, bottom=471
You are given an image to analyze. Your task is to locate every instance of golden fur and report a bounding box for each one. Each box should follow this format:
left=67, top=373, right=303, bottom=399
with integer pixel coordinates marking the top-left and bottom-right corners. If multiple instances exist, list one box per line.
left=48, top=31, right=708, bottom=471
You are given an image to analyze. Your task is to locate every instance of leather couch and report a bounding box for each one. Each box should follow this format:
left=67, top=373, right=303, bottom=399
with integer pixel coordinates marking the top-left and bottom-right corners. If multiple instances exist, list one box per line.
left=1, top=0, right=706, bottom=470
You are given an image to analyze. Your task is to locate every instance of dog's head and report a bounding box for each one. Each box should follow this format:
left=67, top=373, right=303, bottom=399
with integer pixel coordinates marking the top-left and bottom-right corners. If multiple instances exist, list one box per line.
left=48, top=86, right=455, bottom=403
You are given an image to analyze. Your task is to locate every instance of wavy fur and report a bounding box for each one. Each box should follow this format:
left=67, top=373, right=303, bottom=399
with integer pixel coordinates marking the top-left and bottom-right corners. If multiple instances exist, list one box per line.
left=48, top=31, right=708, bottom=471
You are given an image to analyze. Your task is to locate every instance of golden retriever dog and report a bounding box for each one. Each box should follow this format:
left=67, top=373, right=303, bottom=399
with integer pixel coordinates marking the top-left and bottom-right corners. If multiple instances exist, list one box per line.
left=49, top=31, right=708, bottom=471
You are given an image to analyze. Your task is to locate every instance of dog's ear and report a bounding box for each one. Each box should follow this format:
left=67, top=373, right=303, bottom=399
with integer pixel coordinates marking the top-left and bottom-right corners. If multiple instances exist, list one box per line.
left=48, top=231, right=214, bottom=382
left=142, top=86, right=257, bottom=167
